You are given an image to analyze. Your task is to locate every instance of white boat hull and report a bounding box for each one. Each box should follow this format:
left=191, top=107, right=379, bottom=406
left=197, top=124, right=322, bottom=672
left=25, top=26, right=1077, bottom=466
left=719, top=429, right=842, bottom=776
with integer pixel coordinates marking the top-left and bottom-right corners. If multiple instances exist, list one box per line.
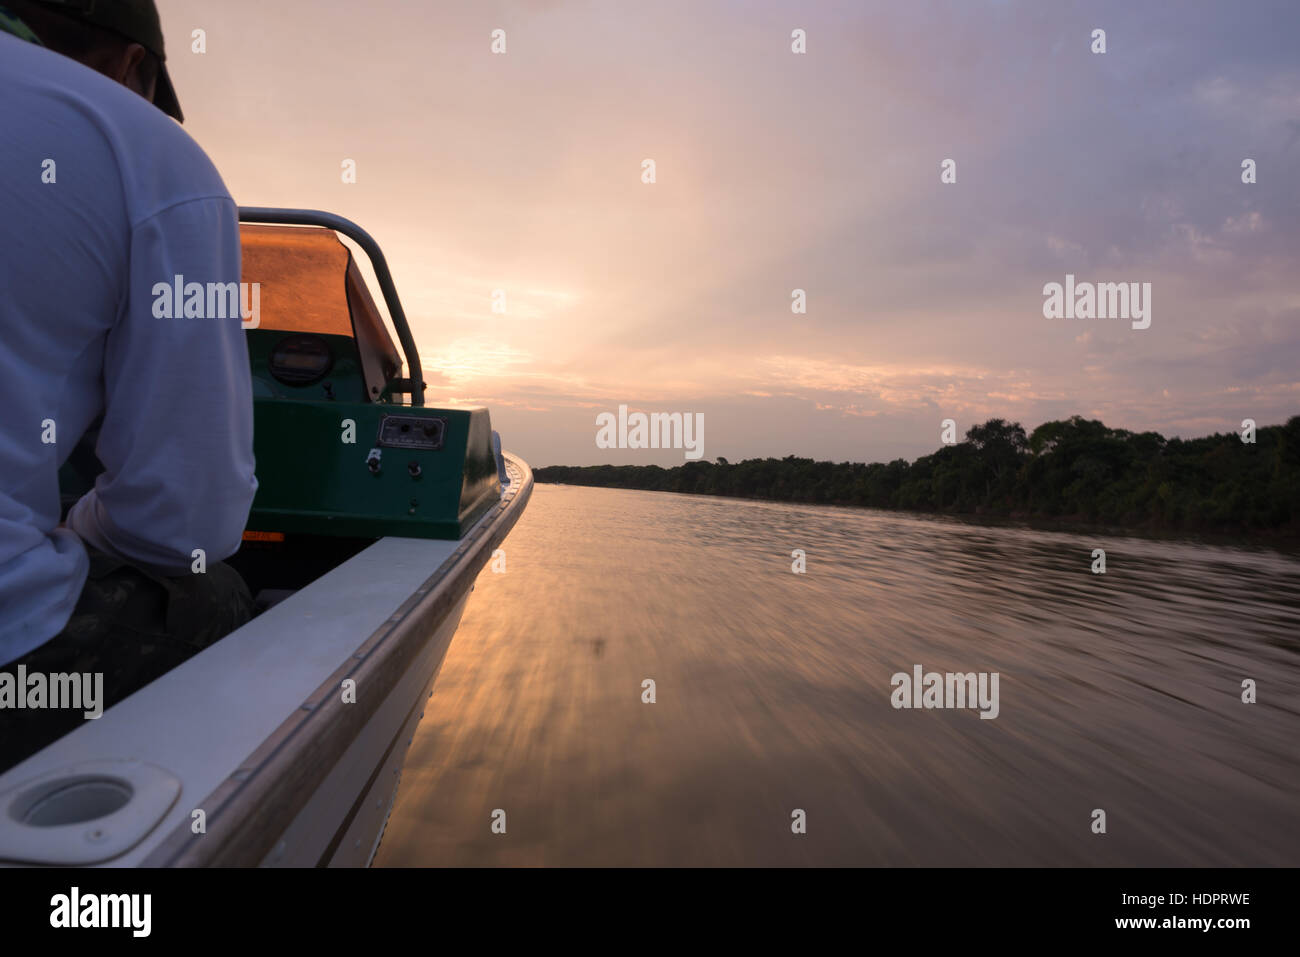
left=0, top=454, right=531, bottom=868
left=263, top=592, right=468, bottom=867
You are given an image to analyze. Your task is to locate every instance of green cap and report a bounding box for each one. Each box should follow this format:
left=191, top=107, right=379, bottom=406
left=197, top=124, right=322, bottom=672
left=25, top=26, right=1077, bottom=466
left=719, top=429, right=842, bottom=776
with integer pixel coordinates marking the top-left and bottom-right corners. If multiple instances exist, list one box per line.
left=35, top=0, right=184, bottom=122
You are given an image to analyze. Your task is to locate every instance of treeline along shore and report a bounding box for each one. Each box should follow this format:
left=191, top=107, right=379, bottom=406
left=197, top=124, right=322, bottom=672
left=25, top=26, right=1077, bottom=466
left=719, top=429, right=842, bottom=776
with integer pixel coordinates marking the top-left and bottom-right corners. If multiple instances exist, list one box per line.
left=535, top=416, right=1300, bottom=537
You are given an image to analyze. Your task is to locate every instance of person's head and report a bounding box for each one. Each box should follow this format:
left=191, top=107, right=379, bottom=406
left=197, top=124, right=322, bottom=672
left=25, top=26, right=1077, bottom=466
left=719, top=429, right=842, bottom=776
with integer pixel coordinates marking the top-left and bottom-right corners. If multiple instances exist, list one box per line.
left=9, top=0, right=182, bottom=121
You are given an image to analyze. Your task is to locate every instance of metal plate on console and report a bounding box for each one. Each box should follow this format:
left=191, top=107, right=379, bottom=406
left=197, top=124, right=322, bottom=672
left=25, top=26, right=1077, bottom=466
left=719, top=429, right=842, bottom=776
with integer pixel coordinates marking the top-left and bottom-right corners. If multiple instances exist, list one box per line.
left=377, top=414, right=446, bottom=451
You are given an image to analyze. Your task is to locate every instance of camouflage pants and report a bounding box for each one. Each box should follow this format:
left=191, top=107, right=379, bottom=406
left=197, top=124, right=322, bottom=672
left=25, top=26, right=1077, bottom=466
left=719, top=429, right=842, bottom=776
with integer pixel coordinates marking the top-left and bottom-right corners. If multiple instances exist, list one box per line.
left=0, top=547, right=253, bottom=774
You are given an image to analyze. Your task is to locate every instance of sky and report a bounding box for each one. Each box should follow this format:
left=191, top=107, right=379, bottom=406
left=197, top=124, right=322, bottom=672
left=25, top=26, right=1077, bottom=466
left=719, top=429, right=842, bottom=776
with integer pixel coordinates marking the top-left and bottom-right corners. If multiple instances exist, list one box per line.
left=162, top=0, right=1299, bottom=467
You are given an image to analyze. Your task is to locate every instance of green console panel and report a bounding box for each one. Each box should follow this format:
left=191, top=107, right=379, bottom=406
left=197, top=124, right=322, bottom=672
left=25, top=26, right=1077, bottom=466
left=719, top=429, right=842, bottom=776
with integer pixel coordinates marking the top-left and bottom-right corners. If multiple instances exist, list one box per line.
left=247, top=399, right=500, bottom=540
left=245, top=328, right=500, bottom=540
left=56, top=400, right=500, bottom=540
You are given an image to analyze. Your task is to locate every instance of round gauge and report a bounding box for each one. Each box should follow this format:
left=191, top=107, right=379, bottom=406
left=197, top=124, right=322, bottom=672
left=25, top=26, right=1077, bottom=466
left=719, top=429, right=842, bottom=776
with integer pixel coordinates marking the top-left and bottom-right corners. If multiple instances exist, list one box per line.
left=269, top=334, right=334, bottom=385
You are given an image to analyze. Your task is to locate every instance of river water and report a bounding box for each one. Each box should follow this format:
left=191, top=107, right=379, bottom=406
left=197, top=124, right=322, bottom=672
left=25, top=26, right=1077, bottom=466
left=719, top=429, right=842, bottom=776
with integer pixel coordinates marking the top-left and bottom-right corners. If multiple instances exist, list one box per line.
left=373, top=484, right=1300, bottom=866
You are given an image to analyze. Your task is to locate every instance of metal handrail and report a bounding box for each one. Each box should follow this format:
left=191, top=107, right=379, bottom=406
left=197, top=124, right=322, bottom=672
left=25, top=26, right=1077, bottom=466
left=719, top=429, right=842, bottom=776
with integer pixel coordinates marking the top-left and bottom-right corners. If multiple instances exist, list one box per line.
left=238, top=207, right=425, bottom=406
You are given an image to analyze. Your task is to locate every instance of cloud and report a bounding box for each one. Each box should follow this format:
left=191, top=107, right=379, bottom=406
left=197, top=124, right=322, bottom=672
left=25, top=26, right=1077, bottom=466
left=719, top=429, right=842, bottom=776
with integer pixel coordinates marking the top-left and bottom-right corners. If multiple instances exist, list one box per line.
left=167, top=0, right=1300, bottom=463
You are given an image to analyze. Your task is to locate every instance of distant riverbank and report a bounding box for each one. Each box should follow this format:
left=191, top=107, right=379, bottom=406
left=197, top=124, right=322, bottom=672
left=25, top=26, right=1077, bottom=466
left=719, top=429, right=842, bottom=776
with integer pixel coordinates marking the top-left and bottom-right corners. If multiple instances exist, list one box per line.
left=534, top=415, right=1300, bottom=542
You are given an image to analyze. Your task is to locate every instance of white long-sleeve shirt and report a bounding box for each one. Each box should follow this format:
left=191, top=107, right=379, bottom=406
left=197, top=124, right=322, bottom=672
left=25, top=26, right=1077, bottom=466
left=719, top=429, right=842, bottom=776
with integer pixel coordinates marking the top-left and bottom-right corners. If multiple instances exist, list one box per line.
left=0, top=33, right=257, bottom=664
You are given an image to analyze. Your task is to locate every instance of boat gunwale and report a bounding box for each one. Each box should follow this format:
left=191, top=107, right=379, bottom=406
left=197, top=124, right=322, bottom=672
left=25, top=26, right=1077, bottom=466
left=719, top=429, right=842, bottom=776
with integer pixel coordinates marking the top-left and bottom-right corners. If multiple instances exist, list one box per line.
left=140, top=453, right=533, bottom=867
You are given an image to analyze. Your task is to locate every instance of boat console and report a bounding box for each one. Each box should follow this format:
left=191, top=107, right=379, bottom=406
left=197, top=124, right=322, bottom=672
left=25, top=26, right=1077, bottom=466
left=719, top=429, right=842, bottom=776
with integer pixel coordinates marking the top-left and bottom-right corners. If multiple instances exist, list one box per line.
left=236, top=209, right=500, bottom=543
left=58, top=209, right=504, bottom=599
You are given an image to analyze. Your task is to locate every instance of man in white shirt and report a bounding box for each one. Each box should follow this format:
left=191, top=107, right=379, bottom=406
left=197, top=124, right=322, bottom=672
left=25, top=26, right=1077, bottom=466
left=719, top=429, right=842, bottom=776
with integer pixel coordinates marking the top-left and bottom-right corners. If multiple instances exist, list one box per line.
left=0, top=0, right=258, bottom=771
